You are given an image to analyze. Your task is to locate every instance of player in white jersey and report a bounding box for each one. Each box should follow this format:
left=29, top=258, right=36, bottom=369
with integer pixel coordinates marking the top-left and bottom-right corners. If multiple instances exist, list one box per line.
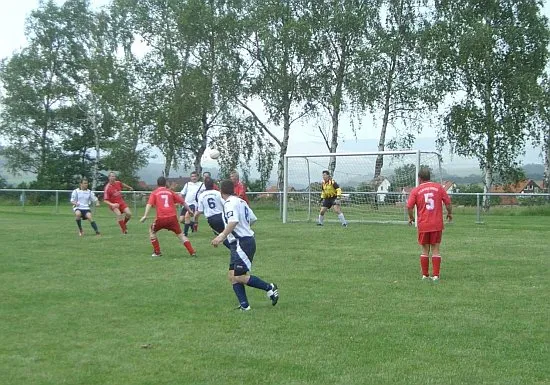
left=211, top=180, right=279, bottom=311
left=193, top=177, right=229, bottom=248
left=70, top=178, right=101, bottom=236
left=179, top=171, right=206, bottom=235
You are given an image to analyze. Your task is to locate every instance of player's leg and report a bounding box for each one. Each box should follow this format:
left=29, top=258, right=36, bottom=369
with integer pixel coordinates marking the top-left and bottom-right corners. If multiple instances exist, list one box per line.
left=228, top=242, right=251, bottom=310
left=419, top=233, right=431, bottom=280
left=234, top=237, right=279, bottom=306
left=430, top=232, right=443, bottom=282
left=318, top=205, right=328, bottom=225
left=123, top=205, right=132, bottom=224
left=149, top=220, right=162, bottom=257
left=75, top=210, right=84, bottom=236
left=174, top=220, right=196, bottom=256
left=332, top=204, right=348, bottom=227
left=111, top=206, right=127, bottom=233
left=85, top=211, right=100, bottom=235
left=182, top=208, right=192, bottom=236
left=188, top=204, right=197, bottom=232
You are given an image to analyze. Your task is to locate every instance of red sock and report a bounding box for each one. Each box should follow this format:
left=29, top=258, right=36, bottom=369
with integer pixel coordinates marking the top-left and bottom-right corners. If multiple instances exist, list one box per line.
left=420, top=254, right=429, bottom=276
left=183, top=240, right=195, bottom=255
left=151, top=239, right=160, bottom=254
left=432, top=255, right=441, bottom=277
left=118, top=220, right=126, bottom=233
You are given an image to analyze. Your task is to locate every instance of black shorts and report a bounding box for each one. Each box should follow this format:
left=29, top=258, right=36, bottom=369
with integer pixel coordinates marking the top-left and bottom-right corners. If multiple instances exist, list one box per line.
left=229, top=236, right=256, bottom=276
left=322, top=197, right=338, bottom=209
left=207, top=213, right=225, bottom=234
left=179, top=204, right=196, bottom=217
left=74, top=209, right=91, bottom=219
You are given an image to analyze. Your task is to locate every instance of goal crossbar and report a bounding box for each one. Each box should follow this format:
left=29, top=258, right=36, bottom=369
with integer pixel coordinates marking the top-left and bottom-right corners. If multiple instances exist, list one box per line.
left=282, top=150, right=442, bottom=224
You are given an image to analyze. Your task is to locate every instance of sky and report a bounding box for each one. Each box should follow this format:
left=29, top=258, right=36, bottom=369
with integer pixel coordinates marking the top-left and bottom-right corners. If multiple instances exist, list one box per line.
left=0, top=0, right=548, bottom=163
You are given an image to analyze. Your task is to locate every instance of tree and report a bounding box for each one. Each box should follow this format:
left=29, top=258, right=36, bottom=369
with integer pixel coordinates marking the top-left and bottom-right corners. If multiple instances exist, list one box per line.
left=0, top=1, right=74, bottom=181
left=238, top=0, right=319, bottom=188
left=431, top=0, right=549, bottom=209
left=309, top=0, right=381, bottom=174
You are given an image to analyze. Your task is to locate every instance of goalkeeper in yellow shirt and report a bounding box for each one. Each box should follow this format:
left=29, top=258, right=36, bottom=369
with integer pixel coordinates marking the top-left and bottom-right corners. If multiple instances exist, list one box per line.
left=318, top=170, right=348, bottom=227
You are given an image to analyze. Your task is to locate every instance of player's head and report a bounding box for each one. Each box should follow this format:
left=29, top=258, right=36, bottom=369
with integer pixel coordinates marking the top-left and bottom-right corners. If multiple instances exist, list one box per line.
left=157, top=176, right=167, bottom=187
left=322, top=170, right=331, bottom=182
left=80, top=178, right=89, bottom=188
left=204, top=177, right=214, bottom=190
left=418, top=167, right=431, bottom=182
left=229, top=170, right=239, bottom=182
left=190, top=171, right=199, bottom=181
left=108, top=171, right=117, bottom=183
left=220, top=179, right=235, bottom=196
left=203, top=171, right=211, bottom=180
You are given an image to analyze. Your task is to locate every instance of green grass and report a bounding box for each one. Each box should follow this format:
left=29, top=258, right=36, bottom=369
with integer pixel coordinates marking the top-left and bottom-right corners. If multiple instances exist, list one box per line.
left=1, top=206, right=549, bottom=385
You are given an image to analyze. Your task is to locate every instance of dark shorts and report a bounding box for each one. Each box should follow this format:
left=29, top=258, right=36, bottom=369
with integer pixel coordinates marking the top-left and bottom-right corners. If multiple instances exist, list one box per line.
left=74, top=209, right=91, bottom=219
left=322, top=197, right=338, bottom=209
left=229, top=236, right=256, bottom=276
left=418, top=231, right=442, bottom=245
left=152, top=216, right=182, bottom=235
left=207, top=213, right=225, bottom=234
left=180, top=204, right=196, bottom=217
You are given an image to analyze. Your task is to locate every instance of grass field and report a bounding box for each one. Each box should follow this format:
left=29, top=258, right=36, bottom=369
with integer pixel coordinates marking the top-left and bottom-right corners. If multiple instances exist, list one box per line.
left=1, top=205, right=549, bottom=385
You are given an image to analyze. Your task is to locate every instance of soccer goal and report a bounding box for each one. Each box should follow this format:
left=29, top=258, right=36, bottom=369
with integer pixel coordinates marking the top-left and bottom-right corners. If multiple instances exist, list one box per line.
left=282, top=150, right=443, bottom=224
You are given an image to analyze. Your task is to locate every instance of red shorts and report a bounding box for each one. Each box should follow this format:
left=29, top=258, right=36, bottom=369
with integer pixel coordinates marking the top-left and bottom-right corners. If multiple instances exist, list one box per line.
left=418, top=231, right=442, bottom=245
left=152, top=216, right=182, bottom=235
left=109, top=201, right=128, bottom=213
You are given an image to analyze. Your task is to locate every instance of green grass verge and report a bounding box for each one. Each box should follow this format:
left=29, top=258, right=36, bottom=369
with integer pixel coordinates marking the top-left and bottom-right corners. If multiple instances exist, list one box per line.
left=0, top=206, right=548, bottom=385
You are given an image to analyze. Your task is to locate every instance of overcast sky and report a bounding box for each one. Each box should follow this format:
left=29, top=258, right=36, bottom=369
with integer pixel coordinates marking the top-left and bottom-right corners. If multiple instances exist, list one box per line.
left=1, top=0, right=549, bottom=159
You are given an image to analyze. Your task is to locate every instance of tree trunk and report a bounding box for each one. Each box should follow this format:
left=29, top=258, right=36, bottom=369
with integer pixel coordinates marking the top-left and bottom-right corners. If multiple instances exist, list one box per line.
left=545, top=130, right=550, bottom=193
left=277, top=105, right=291, bottom=190
left=91, top=109, right=100, bottom=191
left=374, top=53, right=397, bottom=179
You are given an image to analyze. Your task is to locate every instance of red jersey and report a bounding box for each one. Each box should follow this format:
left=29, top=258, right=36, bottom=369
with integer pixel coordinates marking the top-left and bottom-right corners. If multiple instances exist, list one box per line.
left=234, top=181, right=249, bottom=203
left=147, top=187, right=185, bottom=218
left=406, top=182, right=451, bottom=232
left=104, top=181, right=125, bottom=203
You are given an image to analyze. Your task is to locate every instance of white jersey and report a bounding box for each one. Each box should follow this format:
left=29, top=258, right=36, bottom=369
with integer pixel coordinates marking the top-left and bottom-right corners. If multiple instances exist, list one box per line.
left=181, top=181, right=205, bottom=206
left=197, top=189, right=224, bottom=218
left=71, top=188, right=98, bottom=211
left=223, top=195, right=257, bottom=243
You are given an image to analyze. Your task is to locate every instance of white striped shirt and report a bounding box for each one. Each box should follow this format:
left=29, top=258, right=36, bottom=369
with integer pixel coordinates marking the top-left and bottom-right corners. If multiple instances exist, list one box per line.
left=197, top=189, right=224, bottom=218
left=70, top=189, right=98, bottom=210
left=223, top=195, right=257, bottom=243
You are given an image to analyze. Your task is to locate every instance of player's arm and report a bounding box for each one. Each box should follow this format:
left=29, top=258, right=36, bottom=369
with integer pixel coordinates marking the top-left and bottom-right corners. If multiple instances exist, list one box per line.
left=91, top=191, right=100, bottom=206
left=103, top=198, right=119, bottom=209
left=193, top=199, right=204, bottom=222
left=140, top=203, right=153, bottom=223
left=443, top=190, right=453, bottom=221
left=212, top=221, right=237, bottom=247
left=70, top=190, right=78, bottom=206
left=122, top=182, right=134, bottom=190
left=248, top=207, right=258, bottom=225
left=407, top=207, right=415, bottom=225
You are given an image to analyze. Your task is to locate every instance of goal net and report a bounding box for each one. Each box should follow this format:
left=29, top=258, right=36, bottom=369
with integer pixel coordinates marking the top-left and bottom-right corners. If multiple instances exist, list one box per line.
left=282, top=150, right=443, bottom=224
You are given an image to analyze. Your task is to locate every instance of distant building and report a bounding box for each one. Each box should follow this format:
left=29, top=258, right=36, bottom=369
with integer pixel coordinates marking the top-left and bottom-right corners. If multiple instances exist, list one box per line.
left=490, top=179, right=543, bottom=205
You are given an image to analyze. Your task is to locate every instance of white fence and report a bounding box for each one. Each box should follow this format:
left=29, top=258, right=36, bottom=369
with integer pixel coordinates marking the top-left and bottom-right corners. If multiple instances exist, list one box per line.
left=0, top=189, right=549, bottom=224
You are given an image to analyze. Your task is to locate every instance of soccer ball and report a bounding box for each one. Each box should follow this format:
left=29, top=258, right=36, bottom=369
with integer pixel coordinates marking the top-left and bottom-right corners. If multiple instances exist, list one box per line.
left=209, top=149, right=220, bottom=159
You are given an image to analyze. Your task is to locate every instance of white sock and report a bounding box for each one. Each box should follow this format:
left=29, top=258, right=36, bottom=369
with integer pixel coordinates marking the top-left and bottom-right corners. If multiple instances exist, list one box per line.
left=318, top=215, right=324, bottom=224
left=338, top=213, right=347, bottom=224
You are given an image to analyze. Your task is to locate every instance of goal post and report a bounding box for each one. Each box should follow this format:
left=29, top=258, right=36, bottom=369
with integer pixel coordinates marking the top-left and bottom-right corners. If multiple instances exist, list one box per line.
left=282, top=150, right=443, bottom=224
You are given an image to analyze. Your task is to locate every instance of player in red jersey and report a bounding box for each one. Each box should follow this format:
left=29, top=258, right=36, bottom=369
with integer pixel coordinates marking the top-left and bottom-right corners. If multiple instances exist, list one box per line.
left=229, top=170, right=249, bottom=204
left=203, top=171, right=219, bottom=191
left=103, top=171, right=133, bottom=234
left=406, top=167, right=453, bottom=283
left=140, top=176, right=197, bottom=257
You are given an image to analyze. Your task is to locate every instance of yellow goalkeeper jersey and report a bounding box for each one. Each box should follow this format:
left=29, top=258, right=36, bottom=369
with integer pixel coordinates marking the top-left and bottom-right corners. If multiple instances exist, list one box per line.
left=321, top=179, right=342, bottom=199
